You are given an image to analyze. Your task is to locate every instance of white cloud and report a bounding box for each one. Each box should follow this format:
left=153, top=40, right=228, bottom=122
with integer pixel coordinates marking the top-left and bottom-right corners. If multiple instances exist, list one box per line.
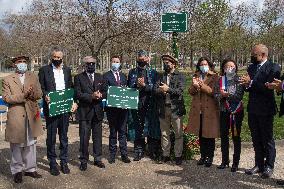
left=0, top=0, right=32, bottom=17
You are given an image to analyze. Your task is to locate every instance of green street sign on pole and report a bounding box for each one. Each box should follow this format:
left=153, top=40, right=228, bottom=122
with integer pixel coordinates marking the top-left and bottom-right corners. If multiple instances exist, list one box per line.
left=161, top=12, right=188, bottom=33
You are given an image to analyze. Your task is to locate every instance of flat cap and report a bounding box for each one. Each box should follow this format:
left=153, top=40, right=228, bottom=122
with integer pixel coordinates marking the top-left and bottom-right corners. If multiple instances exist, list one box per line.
left=11, top=55, right=29, bottom=63
left=161, top=54, right=178, bottom=64
left=137, top=50, right=149, bottom=57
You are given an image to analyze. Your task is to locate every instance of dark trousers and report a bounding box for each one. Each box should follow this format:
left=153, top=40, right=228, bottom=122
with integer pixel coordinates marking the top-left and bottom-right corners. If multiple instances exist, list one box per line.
left=199, top=114, right=215, bottom=159
left=248, top=113, right=276, bottom=170
left=107, top=108, right=128, bottom=157
left=132, top=105, right=147, bottom=154
left=46, top=113, right=69, bottom=167
left=220, top=111, right=243, bottom=165
left=79, top=115, right=102, bottom=163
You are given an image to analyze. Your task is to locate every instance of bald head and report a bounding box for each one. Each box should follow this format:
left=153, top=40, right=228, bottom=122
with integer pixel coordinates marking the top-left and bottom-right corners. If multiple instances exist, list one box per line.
left=251, top=44, right=269, bottom=63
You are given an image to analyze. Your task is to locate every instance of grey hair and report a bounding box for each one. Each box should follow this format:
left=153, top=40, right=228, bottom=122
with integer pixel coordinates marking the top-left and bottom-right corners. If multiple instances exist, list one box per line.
left=49, top=46, right=64, bottom=57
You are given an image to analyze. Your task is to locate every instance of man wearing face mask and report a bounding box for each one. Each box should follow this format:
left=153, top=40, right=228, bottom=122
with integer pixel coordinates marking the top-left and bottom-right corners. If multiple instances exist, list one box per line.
left=127, top=50, right=158, bottom=161
left=102, top=56, right=131, bottom=164
left=38, top=47, right=76, bottom=176
left=3, top=56, right=43, bottom=183
left=74, top=56, right=106, bottom=171
left=154, top=55, right=186, bottom=165
left=239, top=44, right=281, bottom=179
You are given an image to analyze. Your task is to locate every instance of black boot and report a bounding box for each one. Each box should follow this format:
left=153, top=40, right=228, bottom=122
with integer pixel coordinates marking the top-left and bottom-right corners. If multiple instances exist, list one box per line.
left=197, top=157, right=206, bottom=165
left=205, top=157, right=213, bottom=167
left=217, top=162, right=229, bottom=169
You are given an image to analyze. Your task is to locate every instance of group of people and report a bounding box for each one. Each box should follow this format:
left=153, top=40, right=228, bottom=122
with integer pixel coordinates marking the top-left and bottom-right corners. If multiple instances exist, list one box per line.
left=2, top=44, right=284, bottom=186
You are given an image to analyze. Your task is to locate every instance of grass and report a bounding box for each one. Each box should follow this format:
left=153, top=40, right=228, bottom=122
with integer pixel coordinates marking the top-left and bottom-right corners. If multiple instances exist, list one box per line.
left=183, top=73, right=284, bottom=142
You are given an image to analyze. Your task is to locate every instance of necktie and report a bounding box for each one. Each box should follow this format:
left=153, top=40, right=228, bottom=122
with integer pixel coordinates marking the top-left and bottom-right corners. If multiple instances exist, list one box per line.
left=115, top=72, right=120, bottom=86
left=89, top=74, right=93, bottom=84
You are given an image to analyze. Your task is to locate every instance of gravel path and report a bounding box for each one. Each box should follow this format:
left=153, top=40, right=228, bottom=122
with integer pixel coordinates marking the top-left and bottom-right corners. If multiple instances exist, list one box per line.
left=0, top=123, right=284, bottom=189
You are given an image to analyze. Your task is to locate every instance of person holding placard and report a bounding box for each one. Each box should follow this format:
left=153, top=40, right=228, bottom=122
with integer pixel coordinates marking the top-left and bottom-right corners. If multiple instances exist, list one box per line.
left=38, top=47, right=77, bottom=176
left=103, top=56, right=131, bottom=164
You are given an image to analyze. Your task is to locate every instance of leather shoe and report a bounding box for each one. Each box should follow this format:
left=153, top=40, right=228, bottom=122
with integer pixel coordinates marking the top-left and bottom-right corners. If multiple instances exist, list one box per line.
left=261, top=167, right=273, bottom=179
left=61, top=163, right=70, bottom=174
left=245, top=166, right=262, bottom=175
left=231, top=164, right=238, bottom=172
left=121, top=156, right=131, bottom=163
left=108, top=157, right=115, bottom=164
left=204, top=157, right=213, bottom=167
left=162, top=156, right=171, bottom=163
left=133, top=153, right=143, bottom=161
left=24, top=171, right=42, bottom=178
left=79, top=163, right=87, bottom=171
left=217, top=163, right=229, bottom=169
left=175, top=157, right=182, bottom=165
left=277, top=180, right=284, bottom=185
left=13, top=172, right=22, bottom=183
left=50, top=166, right=60, bottom=176
left=197, top=157, right=205, bottom=165
left=94, top=161, right=105, bottom=168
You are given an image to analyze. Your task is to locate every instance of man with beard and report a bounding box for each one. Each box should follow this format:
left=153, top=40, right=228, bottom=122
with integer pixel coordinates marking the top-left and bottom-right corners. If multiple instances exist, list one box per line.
left=239, top=44, right=281, bottom=179
left=74, top=56, right=106, bottom=171
left=154, top=55, right=185, bottom=165
left=39, top=47, right=76, bottom=176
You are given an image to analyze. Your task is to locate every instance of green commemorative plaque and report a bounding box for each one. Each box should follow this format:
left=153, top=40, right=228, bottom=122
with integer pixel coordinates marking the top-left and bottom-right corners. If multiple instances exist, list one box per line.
left=161, top=12, right=188, bottom=32
left=107, top=86, right=139, bottom=109
left=48, top=88, right=74, bottom=117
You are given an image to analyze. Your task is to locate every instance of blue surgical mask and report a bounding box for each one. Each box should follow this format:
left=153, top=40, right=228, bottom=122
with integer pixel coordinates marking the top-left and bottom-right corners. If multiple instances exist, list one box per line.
left=200, top=65, right=209, bottom=73
left=16, top=63, right=28, bottom=73
left=111, top=63, right=120, bottom=71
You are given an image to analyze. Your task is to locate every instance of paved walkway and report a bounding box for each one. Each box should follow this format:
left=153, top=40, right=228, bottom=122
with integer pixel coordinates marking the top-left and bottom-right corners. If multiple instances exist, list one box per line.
left=0, top=124, right=284, bottom=189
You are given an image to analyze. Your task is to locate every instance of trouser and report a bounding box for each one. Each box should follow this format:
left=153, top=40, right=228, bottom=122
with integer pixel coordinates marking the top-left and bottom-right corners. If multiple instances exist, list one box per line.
left=79, top=115, right=103, bottom=163
left=248, top=113, right=275, bottom=170
left=46, top=113, right=69, bottom=167
left=159, top=106, right=183, bottom=158
left=10, top=143, right=37, bottom=175
left=220, top=111, right=243, bottom=165
left=107, top=108, right=128, bottom=157
left=199, top=114, right=215, bottom=159
left=131, top=105, right=147, bottom=154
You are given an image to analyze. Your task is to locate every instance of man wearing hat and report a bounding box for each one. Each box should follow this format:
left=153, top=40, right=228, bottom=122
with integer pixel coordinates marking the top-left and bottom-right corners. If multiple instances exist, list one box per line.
left=2, top=55, right=43, bottom=183
left=74, top=56, right=106, bottom=170
left=154, top=54, right=186, bottom=165
left=38, top=47, right=76, bottom=176
left=127, top=50, right=159, bottom=161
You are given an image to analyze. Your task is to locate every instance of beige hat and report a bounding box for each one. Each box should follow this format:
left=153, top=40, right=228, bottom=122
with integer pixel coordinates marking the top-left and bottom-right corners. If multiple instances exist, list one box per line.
left=161, top=54, right=178, bottom=65
left=83, top=56, right=96, bottom=63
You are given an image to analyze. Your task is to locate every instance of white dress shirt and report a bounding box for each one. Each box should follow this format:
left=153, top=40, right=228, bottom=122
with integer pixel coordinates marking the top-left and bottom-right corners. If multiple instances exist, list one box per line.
left=52, top=64, right=65, bottom=90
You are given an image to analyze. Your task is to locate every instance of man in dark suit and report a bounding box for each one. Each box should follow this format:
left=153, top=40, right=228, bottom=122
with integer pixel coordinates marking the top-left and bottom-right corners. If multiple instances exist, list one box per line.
left=103, top=56, right=131, bottom=164
left=154, top=55, right=186, bottom=165
left=74, top=56, right=105, bottom=171
left=127, top=50, right=158, bottom=161
left=38, top=47, right=76, bottom=176
left=240, top=44, right=281, bottom=179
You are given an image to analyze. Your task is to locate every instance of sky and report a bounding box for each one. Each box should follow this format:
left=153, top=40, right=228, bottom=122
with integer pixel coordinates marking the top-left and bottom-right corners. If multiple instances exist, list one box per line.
left=0, top=0, right=265, bottom=18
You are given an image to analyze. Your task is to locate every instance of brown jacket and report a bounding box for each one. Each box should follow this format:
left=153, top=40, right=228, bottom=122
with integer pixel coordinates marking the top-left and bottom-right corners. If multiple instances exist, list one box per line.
left=2, top=71, right=43, bottom=143
left=186, top=71, right=220, bottom=138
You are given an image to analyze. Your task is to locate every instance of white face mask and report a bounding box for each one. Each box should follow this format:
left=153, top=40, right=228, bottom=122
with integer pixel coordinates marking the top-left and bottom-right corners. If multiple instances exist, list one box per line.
left=225, top=67, right=236, bottom=78
left=200, top=65, right=209, bottom=73
left=111, top=63, right=120, bottom=71
left=16, top=63, right=28, bottom=73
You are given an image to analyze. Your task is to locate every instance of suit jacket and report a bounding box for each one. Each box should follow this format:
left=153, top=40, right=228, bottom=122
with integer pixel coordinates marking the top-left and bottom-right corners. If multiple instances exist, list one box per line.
left=247, top=61, right=281, bottom=115
left=38, top=64, right=73, bottom=117
left=278, top=74, right=284, bottom=116
left=103, top=70, right=127, bottom=112
left=127, top=67, right=158, bottom=108
left=2, top=72, right=43, bottom=143
left=154, top=70, right=186, bottom=118
left=74, top=72, right=105, bottom=121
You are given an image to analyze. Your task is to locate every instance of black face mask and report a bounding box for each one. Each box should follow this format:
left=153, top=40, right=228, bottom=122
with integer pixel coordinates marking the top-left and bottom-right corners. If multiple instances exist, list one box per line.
left=137, top=61, right=147, bottom=68
left=251, top=56, right=260, bottom=64
left=164, top=64, right=172, bottom=73
left=86, top=64, right=96, bottom=73
left=52, top=59, right=62, bottom=67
